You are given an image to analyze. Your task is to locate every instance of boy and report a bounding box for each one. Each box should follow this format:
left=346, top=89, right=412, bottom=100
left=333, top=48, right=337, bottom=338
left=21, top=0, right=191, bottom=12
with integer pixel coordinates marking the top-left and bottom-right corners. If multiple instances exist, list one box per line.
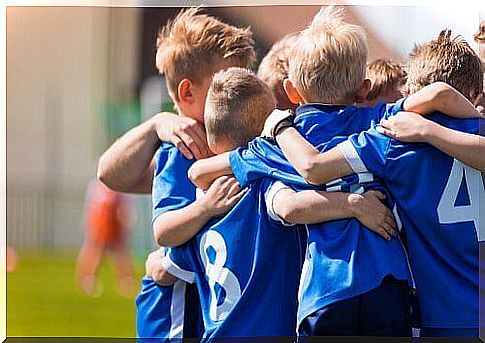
left=156, top=67, right=399, bottom=339
left=189, top=6, right=415, bottom=337
left=363, top=58, right=407, bottom=107
left=132, top=8, right=256, bottom=340
left=257, top=33, right=300, bottom=111
left=266, top=30, right=484, bottom=336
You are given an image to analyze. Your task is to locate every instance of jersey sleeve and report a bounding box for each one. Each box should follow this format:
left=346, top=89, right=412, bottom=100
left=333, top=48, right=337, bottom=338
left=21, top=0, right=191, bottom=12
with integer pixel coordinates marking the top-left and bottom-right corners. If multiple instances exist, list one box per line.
left=162, top=246, right=196, bottom=284
left=263, top=180, right=295, bottom=227
left=337, top=127, right=392, bottom=179
left=229, top=137, right=307, bottom=188
left=152, top=144, right=196, bottom=223
left=372, top=97, right=407, bottom=121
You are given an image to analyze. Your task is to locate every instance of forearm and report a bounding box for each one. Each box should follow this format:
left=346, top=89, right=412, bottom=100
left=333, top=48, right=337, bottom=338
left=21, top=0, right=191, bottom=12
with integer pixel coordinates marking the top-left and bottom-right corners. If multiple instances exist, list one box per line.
left=188, top=153, right=233, bottom=190
left=276, top=127, right=353, bottom=185
left=423, top=122, right=485, bottom=171
left=277, top=190, right=356, bottom=224
left=153, top=199, right=215, bottom=247
left=97, top=119, right=159, bottom=193
left=404, top=82, right=479, bottom=118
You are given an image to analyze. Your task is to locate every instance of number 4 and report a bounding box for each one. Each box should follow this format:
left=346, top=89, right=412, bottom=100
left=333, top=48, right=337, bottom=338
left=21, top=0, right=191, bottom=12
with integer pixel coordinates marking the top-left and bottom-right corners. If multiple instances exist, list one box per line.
left=437, top=159, right=485, bottom=241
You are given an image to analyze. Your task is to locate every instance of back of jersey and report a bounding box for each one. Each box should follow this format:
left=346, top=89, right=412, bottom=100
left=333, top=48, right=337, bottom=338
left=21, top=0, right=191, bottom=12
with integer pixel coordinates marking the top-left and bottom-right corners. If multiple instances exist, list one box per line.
left=344, top=114, right=483, bottom=329
left=163, top=178, right=304, bottom=339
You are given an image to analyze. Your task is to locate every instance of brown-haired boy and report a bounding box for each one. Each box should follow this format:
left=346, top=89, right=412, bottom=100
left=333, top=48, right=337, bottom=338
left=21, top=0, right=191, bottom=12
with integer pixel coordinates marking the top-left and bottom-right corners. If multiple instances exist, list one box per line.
left=113, top=8, right=256, bottom=340
left=363, top=58, right=406, bottom=107
left=257, top=33, right=300, bottom=111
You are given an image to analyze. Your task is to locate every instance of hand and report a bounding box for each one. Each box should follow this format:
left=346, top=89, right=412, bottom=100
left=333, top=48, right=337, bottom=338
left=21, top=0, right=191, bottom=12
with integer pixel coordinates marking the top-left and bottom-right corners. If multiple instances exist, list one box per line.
left=349, top=190, right=398, bottom=241
left=376, top=111, right=433, bottom=143
left=151, top=112, right=211, bottom=160
left=145, top=249, right=166, bottom=285
left=201, top=176, right=248, bottom=216
left=261, top=109, right=294, bottom=138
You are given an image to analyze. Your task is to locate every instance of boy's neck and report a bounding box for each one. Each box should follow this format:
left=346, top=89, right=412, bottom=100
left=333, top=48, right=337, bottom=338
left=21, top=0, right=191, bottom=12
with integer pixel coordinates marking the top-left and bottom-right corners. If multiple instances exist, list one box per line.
left=302, top=95, right=355, bottom=107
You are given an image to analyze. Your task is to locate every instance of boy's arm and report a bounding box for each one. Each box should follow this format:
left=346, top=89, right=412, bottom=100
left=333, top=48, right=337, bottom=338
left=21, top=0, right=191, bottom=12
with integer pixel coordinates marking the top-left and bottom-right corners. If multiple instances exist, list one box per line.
left=154, top=176, right=246, bottom=247
left=274, top=126, right=354, bottom=185
left=378, top=112, right=485, bottom=171
left=270, top=183, right=397, bottom=241
left=97, top=112, right=210, bottom=193
left=403, top=81, right=480, bottom=118
left=188, top=153, right=233, bottom=190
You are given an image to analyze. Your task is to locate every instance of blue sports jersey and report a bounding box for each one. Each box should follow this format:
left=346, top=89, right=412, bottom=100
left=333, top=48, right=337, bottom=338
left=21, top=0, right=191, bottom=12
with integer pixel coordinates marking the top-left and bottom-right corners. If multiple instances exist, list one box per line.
left=162, top=178, right=304, bottom=340
left=338, top=114, right=484, bottom=329
left=229, top=102, right=414, bottom=326
left=136, top=143, right=203, bottom=339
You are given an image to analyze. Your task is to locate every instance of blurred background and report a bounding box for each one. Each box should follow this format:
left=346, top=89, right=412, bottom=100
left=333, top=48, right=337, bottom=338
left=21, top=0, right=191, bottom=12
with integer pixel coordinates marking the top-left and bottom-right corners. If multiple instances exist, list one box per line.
left=6, top=5, right=481, bottom=337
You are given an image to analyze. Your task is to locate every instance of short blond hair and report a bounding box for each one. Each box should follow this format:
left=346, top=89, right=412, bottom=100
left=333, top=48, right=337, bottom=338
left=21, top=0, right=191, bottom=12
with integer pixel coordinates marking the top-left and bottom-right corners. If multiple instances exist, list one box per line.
left=205, top=67, right=276, bottom=150
left=407, top=30, right=483, bottom=100
left=155, top=7, right=256, bottom=102
left=288, top=6, right=368, bottom=103
left=257, top=33, right=299, bottom=100
left=366, top=59, right=407, bottom=101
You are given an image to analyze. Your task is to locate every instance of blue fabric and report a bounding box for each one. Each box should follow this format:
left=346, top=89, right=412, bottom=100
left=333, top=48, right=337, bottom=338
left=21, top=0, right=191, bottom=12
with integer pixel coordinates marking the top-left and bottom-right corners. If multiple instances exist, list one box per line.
left=138, top=143, right=202, bottom=339
left=228, top=101, right=413, bottom=327
left=346, top=113, right=483, bottom=329
left=152, top=143, right=197, bottom=222
left=298, top=276, right=411, bottom=337
left=166, top=178, right=304, bottom=340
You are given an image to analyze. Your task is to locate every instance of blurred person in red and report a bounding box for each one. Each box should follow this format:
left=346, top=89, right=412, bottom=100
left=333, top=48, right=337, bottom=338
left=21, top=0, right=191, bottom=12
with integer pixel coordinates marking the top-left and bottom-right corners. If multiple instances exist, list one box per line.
left=76, top=179, right=137, bottom=297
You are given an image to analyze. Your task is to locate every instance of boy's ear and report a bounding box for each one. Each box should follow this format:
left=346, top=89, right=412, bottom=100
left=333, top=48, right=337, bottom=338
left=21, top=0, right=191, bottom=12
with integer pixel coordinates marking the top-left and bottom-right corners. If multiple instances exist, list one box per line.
left=283, top=79, right=304, bottom=105
left=353, top=79, right=371, bottom=103
left=178, top=78, right=195, bottom=104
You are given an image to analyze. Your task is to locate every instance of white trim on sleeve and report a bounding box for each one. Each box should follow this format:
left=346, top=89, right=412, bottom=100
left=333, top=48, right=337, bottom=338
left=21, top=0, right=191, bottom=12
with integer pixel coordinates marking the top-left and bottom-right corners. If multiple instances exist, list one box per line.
left=337, top=140, right=368, bottom=174
left=162, top=255, right=196, bottom=284
left=266, top=181, right=294, bottom=227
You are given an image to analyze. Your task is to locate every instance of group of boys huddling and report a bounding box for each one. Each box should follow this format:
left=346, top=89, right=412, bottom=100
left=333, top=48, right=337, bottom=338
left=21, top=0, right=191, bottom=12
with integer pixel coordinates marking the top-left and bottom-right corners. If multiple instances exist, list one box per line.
left=97, top=6, right=484, bottom=341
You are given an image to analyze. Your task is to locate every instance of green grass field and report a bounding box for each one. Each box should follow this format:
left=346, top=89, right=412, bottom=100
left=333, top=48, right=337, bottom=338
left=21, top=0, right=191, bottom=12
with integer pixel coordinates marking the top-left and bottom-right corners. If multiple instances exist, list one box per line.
left=7, top=250, right=144, bottom=337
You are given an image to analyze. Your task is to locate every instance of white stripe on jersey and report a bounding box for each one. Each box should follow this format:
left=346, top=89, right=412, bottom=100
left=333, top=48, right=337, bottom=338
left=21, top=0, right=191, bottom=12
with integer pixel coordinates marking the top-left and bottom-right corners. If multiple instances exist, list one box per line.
left=169, top=280, right=186, bottom=339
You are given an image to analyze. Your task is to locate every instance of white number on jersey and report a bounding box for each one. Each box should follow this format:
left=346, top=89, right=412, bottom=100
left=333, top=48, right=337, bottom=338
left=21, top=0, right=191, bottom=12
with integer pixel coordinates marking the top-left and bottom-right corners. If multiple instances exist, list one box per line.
left=437, top=159, right=485, bottom=241
left=199, top=230, right=242, bottom=322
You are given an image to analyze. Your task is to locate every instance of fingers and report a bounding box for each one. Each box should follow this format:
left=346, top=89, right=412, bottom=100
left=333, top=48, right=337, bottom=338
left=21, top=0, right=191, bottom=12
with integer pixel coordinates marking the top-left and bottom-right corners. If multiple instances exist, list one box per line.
left=226, top=188, right=248, bottom=207
left=178, top=130, right=203, bottom=160
left=375, top=227, right=392, bottom=241
left=376, top=125, right=397, bottom=139
left=172, top=136, right=194, bottom=160
left=189, top=123, right=211, bottom=159
left=366, top=190, right=386, bottom=200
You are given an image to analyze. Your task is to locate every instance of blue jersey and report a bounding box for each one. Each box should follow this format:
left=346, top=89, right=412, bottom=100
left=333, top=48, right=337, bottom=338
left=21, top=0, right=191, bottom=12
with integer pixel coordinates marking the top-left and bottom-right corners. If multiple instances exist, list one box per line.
left=136, top=252, right=202, bottom=339
left=162, top=178, right=304, bottom=340
left=229, top=102, right=413, bottom=326
left=136, top=143, right=204, bottom=339
left=338, top=114, right=484, bottom=329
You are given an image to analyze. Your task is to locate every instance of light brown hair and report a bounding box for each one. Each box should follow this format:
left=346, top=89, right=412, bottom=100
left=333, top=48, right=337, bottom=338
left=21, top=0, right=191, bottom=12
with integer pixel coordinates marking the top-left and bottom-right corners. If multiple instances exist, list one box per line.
left=288, top=5, right=368, bottom=103
left=257, top=33, right=299, bottom=106
left=366, top=59, right=406, bottom=101
left=407, top=30, right=483, bottom=101
left=155, top=7, right=256, bottom=102
left=205, top=67, right=276, bottom=150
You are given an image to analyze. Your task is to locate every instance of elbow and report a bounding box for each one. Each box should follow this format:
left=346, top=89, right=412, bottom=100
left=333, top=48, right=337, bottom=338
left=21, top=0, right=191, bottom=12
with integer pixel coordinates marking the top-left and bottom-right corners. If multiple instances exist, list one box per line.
left=188, top=164, right=209, bottom=190
left=299, top=159, right=323, bottom=186
left=96, top=156, right=117, bottom=190
left=278, top=202, right=302, bottom=225
left=154, top=229, right=174, bottom=248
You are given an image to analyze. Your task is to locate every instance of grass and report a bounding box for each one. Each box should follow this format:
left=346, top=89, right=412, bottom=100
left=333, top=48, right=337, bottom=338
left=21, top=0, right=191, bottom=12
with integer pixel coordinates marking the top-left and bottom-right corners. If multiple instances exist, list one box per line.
left=7, top=250, right=145, bottom=337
